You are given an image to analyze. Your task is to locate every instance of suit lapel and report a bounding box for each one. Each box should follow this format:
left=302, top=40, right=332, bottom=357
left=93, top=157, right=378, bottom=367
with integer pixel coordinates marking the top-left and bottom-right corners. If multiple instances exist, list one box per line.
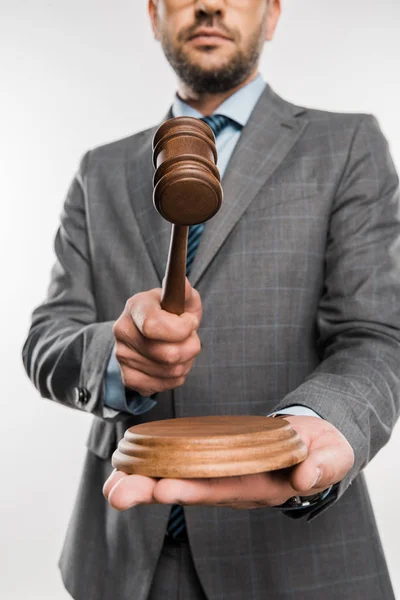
left=190, top=85, right=309, bottom=287
left=127, top=111, right=173, bottom=284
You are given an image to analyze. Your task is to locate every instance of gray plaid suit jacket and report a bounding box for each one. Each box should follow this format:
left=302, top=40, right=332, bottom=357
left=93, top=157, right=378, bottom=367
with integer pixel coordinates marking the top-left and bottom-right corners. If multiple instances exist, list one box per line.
left=23, top=85, right=399, bottom=600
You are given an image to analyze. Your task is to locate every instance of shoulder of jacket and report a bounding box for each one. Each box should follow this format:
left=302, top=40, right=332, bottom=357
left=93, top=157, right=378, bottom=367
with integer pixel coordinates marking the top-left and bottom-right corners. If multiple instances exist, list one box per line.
left=83, top=125, right=158, bottom=167
left=304, top=107, right=376, bottom=129
left=268, top=86, right=376, bottom=129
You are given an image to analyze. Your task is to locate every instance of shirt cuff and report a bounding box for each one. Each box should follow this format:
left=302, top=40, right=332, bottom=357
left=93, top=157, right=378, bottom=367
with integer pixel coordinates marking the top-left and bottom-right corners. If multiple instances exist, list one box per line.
left=103, top=348, right=158, bottom=416
left=269, top=405, right=322, bottom=419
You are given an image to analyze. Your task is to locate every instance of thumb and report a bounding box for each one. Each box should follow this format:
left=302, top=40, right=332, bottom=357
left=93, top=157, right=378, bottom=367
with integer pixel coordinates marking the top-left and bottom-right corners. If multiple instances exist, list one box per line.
left=283, top=416, right=354, bottom=495
left=288, top=439, right=353, bottom=494
left=184, top=278, right=202, bottom=325
left=184, top=277, right=193, bottom=303
left=288, top=448, right=330, bottom=494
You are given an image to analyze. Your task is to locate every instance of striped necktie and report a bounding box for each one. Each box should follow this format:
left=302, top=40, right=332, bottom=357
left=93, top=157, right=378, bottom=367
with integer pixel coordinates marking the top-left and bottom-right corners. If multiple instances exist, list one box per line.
left=186, top=114, right=234, bottom=273
left=166, top=114, right=233, bottom=541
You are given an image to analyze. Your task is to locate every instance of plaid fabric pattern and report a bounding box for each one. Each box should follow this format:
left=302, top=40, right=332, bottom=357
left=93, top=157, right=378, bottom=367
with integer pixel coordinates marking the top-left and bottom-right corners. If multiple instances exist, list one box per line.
left=26, top=85, right=398, bottom=599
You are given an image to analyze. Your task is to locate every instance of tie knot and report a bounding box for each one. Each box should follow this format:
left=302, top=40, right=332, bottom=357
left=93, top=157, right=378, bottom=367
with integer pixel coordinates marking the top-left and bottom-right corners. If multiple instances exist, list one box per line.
left=201, top=114, right=235, bottom=138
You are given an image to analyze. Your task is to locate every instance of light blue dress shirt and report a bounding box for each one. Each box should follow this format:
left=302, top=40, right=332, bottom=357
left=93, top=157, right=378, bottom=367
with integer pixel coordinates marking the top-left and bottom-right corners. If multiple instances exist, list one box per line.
left=103, top=75, right=321, bottom=422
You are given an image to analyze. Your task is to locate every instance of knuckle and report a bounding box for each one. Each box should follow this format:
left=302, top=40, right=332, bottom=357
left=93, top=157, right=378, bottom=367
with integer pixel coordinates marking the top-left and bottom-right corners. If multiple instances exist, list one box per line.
left=112, top=319, right=123, bottom=338
left=113, top=321, right=132, bottom=346
left=183, top=360, right=195, bottom=377
left=121, top=369, right=141, bottom=390
left=124, top=297, right=134, bottom=312
left=114, top=342, right=128, bottom=362
left=161, top=346, right=181, bottom=365
left=115, top=342, right=137, bottom=365
left=124, top=294, right=140, bottom=315
left=114, top=350, right=124, bottom=364
left=156, top=376, right=186, bottom=393
left=170, top=363, right=187, bottom=378
left=192, top=287, right=202, bottom=307
left=185, top=314, right=199, bottom=333
left=141, top=316, right=159, bottom=339
left=192, top=335, right=202, bottom=357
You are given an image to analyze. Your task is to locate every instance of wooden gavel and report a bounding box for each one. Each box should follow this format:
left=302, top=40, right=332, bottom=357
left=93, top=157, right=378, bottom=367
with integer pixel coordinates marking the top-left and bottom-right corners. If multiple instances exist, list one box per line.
left=152, top=116, right=223, bottom=315
left=112, top=117, right=307, bottom=478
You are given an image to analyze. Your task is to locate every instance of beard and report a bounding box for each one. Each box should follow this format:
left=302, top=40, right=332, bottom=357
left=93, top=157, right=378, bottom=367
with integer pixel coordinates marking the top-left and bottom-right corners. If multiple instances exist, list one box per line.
left=159, top=16, right=267, bottom=94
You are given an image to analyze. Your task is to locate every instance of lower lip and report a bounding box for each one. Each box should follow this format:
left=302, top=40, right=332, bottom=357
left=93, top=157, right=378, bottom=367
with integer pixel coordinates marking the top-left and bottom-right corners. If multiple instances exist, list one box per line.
left=189, top=35, right=231, bottom=46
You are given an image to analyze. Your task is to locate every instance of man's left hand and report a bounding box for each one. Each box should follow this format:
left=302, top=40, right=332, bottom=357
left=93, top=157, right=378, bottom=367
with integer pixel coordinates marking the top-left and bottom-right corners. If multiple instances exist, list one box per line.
left=103, top=416, right=354, bottom=511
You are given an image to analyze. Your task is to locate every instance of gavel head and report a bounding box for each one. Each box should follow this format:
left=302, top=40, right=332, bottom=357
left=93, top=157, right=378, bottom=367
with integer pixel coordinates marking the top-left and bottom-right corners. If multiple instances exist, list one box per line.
left=152, top=117, right=223, bottom=226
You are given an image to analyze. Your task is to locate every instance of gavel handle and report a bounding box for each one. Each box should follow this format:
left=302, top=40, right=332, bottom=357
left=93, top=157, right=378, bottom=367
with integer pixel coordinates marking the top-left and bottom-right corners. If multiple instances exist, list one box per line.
left=161, top=224, right=188, bottom=315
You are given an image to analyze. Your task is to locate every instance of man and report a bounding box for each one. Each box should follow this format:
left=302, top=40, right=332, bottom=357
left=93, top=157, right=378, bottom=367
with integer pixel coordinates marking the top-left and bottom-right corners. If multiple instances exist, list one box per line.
left=22, top=0, right=399, bottom=599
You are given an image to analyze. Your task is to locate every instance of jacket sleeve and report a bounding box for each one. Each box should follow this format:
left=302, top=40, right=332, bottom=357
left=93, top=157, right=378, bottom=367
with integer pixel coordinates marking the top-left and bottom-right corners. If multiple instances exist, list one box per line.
left=22, top=152, right=119, bottom=420
left=274, top=115, right=400, bottom=503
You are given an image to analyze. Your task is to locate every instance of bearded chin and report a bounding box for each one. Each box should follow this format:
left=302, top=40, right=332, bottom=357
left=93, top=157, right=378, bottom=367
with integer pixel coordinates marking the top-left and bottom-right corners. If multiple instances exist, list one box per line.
left=161, top=37, right=263, bottom=94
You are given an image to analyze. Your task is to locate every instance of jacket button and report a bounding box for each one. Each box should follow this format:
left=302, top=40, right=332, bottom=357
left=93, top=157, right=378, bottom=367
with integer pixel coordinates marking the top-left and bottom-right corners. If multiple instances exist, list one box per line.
left=74, top=386, right=91, bottom=405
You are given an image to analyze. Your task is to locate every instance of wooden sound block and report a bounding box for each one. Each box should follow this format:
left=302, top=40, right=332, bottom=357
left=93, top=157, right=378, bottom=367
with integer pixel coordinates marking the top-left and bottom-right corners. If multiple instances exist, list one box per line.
left=112, top=416, right=308, bottom=479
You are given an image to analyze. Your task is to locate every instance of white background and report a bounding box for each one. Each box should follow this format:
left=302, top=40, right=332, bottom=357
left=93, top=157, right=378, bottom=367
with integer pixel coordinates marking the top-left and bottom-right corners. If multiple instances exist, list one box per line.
left=1, top=1, right=399, bottom=598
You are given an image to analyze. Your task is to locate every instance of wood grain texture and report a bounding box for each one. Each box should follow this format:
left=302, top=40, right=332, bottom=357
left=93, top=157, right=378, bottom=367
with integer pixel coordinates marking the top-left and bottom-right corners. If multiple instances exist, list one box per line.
left=112, top=416, right=308, bottom=478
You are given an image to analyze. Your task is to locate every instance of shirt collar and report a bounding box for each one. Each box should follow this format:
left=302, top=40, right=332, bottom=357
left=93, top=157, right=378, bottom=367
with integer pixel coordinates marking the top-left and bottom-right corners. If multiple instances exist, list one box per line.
left=171, top=74, right=266, bottom=127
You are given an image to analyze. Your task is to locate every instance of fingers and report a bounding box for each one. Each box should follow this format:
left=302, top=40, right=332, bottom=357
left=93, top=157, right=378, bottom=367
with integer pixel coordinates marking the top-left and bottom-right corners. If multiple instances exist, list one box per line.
left=103, top=471, right=159, bottom=511
left=151, top=473, right=295, bottom=508
left=111, top=283, right=203, bottom=396
left=102, top=469, right=126, bottom=499
left=116, top=326, right=201, bottom=366
left=118, top=351, right=196, bottom=380
left=120, top=369, right=188, bottom=396
left=115, top=331, right=200, bottom=395
left=103, top=472, right=293, bottom=511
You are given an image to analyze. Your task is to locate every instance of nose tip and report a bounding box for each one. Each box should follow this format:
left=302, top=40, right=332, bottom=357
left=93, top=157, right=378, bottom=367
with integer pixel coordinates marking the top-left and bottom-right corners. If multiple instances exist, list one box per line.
left=194, top=0, right=224, bottom=17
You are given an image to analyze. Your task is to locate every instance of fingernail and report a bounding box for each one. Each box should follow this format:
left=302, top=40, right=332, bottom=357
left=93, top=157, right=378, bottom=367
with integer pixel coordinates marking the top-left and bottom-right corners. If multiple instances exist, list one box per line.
left=312, top=468, right=322, bottom=488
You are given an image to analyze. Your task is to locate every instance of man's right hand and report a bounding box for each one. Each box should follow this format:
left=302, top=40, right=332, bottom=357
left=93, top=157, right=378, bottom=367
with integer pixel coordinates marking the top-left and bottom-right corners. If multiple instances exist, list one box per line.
left=112, top=279, right=202, bottom=397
